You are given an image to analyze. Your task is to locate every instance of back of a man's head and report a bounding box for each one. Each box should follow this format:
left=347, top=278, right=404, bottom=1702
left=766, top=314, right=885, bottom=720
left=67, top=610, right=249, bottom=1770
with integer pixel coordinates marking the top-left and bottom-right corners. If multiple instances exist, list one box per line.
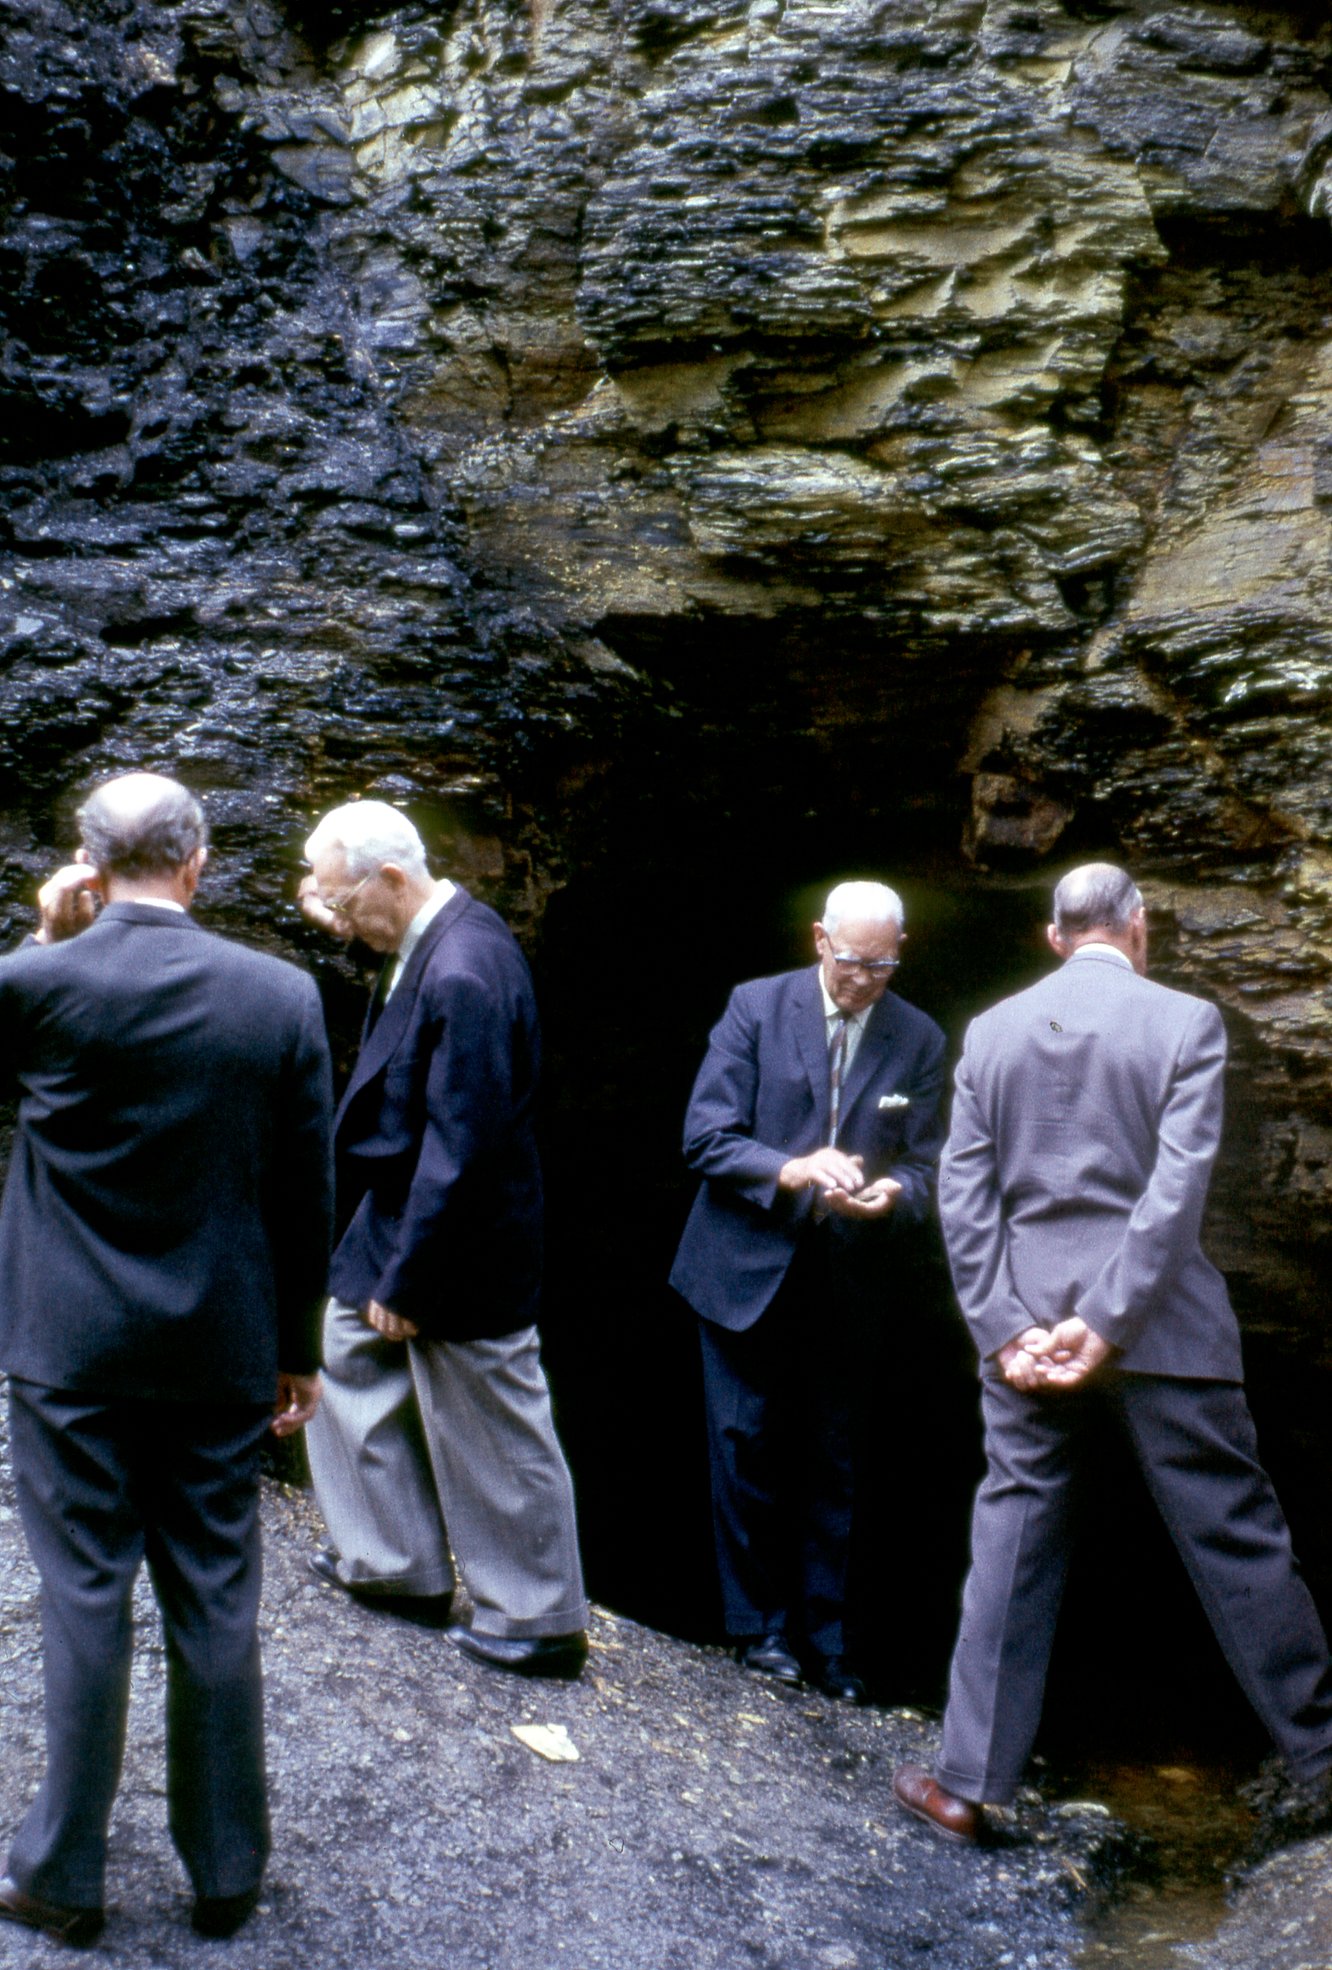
left=1052, top=863, right=1142, bottom=938
left=77, top=773, right=208, bottom=877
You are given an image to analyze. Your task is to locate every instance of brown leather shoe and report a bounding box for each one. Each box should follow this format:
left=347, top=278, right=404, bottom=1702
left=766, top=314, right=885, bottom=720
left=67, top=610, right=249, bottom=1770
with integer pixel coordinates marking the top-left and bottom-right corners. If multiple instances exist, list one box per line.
left=892, top=1764, right=982, bottom=1844
left=0, top=1875, right=105, bottom=1947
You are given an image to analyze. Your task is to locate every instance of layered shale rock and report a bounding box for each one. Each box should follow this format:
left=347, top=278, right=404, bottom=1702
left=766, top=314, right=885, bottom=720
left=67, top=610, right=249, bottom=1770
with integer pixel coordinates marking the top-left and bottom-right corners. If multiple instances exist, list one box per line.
left=3, top=2, right=1332, bottom=1315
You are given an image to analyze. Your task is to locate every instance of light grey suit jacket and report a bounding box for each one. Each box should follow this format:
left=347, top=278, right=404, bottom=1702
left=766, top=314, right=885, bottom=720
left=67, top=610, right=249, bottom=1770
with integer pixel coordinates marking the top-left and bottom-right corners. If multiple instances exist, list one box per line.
left=938, top=948, right=1242, bottom=1382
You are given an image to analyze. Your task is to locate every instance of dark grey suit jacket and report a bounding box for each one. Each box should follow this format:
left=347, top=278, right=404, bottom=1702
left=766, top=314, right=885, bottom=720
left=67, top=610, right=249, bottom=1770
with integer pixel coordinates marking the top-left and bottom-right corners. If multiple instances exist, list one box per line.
left=0, top=902, right=334, bottom=1402
left=938, top=948, right=1242, bottom=1381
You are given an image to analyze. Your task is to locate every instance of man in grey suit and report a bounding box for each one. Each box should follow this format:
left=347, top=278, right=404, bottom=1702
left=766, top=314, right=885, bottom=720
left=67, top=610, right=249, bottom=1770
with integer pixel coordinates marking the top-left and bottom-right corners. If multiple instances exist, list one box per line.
left=0, top=773, right=333, bottom=1945
left=893, top=863, right=1332, bottom=1842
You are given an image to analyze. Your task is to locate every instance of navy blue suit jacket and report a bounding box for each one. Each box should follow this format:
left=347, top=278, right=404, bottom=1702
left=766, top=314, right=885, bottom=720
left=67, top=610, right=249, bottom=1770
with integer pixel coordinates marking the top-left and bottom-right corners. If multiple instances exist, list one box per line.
left=0, top=902, right=334, bottom=1402
left=670, top=965, right=948, bottom=1331
left=327, top=886, right=543, bottom=1342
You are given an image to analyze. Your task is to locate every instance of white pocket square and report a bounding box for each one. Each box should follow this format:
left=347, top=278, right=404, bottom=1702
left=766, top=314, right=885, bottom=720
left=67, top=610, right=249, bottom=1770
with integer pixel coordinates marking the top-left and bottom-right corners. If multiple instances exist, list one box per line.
left=878, top=1093, right=910, bottom=1112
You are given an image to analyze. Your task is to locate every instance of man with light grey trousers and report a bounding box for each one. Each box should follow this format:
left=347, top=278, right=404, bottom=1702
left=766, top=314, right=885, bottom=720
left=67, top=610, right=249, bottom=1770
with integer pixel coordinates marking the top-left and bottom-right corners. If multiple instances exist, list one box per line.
left=894, top=863, right=1332, bottom=1843
left=298, top=800, right=587, bottom=1680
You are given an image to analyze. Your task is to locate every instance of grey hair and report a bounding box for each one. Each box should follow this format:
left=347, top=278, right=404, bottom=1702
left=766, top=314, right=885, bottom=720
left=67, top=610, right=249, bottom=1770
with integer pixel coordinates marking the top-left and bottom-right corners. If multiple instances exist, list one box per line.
left=76, top=773, right=207, bottom=876
left=1052, top=863, right=1143, bottom=936
left=305, top=800, right=429, bottom=880
left=821, top=880, right=905, bottom=938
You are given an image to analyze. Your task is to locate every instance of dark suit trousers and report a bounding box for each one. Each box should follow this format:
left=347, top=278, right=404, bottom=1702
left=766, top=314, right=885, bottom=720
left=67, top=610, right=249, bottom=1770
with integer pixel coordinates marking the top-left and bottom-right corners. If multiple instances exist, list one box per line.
left=937, top=1373, right=1332, bottom=1804
left=698, top=1231, right=853, bottom=1661
left=5, top=1380, right=273, bottom=1907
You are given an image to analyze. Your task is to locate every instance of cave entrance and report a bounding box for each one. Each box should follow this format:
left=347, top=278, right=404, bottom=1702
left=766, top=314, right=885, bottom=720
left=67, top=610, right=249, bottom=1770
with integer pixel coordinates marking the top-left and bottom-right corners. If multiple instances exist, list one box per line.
left=528, top=625, right=1328, bottom=1775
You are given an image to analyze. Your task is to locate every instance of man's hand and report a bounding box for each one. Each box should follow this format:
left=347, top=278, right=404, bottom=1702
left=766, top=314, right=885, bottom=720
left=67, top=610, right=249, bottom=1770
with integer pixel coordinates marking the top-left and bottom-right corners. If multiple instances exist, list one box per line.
left=272, top=1370, right=321, bottom=1437
left=35, top=864, right=100, bottom=945
left=823, top=1175, right=903, bottom=1220
left=996, top=1327, right=1055, bottom=1392
left=297, top=873, right=354, bottom=941
left=778, top=1147, right=866, bottom=1196
left=365, top=1299, right=419, bottom=1342
left=996, top=1318, right=1115, bottom=1392
left=1033, top=1316, right=1115, bottom=1389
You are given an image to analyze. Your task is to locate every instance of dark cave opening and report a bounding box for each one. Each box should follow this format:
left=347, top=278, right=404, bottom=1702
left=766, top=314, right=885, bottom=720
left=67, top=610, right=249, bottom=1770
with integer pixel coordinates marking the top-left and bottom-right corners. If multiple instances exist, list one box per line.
left=526, top=685, right=1332, bottom=1782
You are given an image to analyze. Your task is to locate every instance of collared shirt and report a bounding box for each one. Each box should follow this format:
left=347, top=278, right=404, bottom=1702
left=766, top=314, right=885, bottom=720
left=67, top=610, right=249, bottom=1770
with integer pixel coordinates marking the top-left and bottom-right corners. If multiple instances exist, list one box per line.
left=1068, top=941, right=1132, bottom=969
left=818, top=969, right=873, bottom=1075
left=124, top=897, right=186, bottom=912
left=384, top=880, right=456, bottom=1001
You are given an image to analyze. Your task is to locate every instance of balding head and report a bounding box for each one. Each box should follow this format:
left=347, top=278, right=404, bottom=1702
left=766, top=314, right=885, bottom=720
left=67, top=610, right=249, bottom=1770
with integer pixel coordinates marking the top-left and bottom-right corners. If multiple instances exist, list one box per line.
left=1049, top=862, right=1147, bottom=974
left=76, top=773, right=208, bottom=879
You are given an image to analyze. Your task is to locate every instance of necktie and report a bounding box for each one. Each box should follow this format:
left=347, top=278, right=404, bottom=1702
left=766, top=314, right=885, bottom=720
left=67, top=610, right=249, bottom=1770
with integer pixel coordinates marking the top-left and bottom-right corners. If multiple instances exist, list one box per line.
left=828, top=1015, right=850, bottom=1147
left=366, top=959, right=394, bottom=1033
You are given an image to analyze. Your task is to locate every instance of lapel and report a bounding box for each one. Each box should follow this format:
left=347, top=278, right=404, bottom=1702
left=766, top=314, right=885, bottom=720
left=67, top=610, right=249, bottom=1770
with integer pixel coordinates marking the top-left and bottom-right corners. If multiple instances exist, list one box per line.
left=793, top=966, right=833, bottom=1136
left=837, top=990, right=900, bottom=1130
left=337, top=885, right=472, bottom=1119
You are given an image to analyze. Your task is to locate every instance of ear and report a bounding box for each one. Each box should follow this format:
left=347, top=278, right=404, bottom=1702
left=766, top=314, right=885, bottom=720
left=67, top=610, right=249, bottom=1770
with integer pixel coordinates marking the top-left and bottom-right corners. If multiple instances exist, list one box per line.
left=1046, top=923, right=1066, bottom=957
left=812, top=920, right=827, bottom=954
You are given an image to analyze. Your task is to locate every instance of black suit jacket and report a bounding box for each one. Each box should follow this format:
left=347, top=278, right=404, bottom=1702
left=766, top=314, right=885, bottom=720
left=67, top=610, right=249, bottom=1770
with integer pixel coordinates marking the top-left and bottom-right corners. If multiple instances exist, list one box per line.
left=327, top=886, right=543, bottom=1342
left=670, top=965, right=948, bottom=1331
left=0, top=902, right=334, bottom=1403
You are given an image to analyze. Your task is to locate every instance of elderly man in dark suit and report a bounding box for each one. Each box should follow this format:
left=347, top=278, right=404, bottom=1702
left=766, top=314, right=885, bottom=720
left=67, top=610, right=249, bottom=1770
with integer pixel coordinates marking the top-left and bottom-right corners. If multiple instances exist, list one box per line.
left=671, top=880, right=947, bottom=1702
left=0, top=773, right=333, bottom=1948
left=299, top=800, right=587, bottom=1679
left=894, top=862, right=1332, bottom=1842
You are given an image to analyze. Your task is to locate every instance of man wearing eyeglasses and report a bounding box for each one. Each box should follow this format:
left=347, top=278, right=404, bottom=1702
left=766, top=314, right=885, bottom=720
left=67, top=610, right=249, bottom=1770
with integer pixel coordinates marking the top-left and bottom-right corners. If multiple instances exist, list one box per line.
left=297, top=801, right=587, bottom=1680
left=670, top=880, right=947, bottom=1702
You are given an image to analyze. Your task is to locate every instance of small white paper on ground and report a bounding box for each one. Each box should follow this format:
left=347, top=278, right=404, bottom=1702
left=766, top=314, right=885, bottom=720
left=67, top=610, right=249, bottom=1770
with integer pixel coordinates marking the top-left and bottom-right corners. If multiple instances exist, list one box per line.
left=511, top=1722, right=580, bottom=1763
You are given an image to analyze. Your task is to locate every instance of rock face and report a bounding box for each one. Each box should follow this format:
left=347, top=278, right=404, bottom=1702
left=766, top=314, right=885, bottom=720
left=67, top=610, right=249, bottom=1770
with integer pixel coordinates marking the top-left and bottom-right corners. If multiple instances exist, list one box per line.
left=4, top=0, right=1332, bottom=1640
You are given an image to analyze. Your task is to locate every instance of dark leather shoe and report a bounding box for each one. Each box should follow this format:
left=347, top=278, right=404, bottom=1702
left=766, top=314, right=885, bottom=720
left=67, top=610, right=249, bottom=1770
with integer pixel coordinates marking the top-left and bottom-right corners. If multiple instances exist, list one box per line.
left=736, top=1632, right=802, bottom=1686
left=814, top=1655, right=866, bottom=1704
left=308, top=1548, right=453, bottom=1623
left=192, top=1886, right=260, bottom=1938
left=892, top=1763, right=982, bottom=1844
left=308, top=1545, right=350, bottom=1591
left=449, top=1625, right=588, bottom=1679
left=0, top=1875, right=105, bottom=1948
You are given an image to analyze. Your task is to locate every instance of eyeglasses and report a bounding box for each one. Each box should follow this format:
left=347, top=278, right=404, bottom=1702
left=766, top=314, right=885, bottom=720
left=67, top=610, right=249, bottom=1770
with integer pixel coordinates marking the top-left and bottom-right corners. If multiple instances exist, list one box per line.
left=829, top=951, right=899, bottom=975
left=320, top=870, right=374, bottom=918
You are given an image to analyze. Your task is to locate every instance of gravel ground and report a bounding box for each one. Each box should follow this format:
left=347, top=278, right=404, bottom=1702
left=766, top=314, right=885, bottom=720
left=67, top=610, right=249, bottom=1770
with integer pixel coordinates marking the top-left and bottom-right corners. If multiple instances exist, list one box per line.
left=1182, top=1835, right=1332, bottom=1970
left=0, top=1392, right=1133, bottom=1970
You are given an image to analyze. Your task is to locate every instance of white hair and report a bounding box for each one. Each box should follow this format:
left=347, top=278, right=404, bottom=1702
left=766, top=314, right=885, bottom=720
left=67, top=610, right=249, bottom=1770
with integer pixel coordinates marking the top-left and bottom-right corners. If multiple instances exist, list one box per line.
left=1052, top=863, right=1142, bottom=936
left=305, top=800, right=429, bottom=880
left=821, top=880, right=905, bottom=937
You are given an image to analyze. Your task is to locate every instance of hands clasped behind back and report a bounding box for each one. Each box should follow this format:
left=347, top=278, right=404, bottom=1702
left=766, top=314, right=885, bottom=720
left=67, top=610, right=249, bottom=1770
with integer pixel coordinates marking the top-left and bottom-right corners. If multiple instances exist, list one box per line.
left=998, top=1317, right=1116, bottom=1392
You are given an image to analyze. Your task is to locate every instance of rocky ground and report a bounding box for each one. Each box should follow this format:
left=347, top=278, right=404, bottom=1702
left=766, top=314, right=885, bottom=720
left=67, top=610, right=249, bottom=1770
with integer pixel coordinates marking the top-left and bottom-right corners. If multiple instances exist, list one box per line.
left=0, top=1393, right=1126, bottom=1970
left=3, top=1391, right=1332, bottom=1968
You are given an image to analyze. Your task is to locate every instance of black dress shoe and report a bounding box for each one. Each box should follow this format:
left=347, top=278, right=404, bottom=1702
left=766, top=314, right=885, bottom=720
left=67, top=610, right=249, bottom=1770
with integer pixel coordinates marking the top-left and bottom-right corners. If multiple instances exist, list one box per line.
left=308, top=1545, right=351, bottom=1591
left=449, top=1624, right=588, bottom=1679
left=735, top=1632, right=802, bottom=1685
left=813, top=1655, right=866, bottom=1704
left=0, top=1875, right=105, bottom=1948
left=307, top=1549, right=453, bottom=1623
left=192, top=1886, right=261, bottom=1938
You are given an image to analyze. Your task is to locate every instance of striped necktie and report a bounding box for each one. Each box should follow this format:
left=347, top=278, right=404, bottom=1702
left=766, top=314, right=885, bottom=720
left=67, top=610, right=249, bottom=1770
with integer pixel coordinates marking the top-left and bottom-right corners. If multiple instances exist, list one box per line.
left=828, top=1015, right=850, bottom=1146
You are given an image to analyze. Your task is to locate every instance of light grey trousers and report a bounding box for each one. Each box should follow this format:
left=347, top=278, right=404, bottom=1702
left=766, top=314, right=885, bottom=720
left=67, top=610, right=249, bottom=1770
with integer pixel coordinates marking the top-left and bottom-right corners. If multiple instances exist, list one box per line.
left=306, top=1298, right=588, bottom=1639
